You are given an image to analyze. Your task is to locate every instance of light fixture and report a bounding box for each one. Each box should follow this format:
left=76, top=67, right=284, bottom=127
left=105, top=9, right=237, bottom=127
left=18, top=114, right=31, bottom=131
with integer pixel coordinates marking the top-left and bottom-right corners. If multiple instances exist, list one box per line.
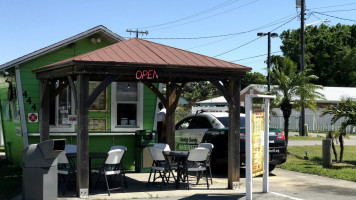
left=90, top=37, right=102, bottom=44
left=127, top=82, right=130, bottom=89
left=91, top=38, right=97, bottom=44
left=304, top=151, right=309, bottom=160
left=4, top=71, right=9, bottom=76
left=256, top=32, right=279, bottom=91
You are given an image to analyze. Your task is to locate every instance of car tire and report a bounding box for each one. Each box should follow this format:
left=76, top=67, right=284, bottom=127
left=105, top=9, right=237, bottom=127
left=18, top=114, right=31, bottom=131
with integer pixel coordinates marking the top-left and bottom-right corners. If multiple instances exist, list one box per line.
left=269, top=164, right=276, bottom=172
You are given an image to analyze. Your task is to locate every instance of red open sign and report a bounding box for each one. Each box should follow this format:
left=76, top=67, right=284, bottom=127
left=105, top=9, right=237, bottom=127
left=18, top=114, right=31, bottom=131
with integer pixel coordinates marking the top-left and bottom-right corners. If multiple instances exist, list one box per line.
left=136, top=70, right=158, bottom=80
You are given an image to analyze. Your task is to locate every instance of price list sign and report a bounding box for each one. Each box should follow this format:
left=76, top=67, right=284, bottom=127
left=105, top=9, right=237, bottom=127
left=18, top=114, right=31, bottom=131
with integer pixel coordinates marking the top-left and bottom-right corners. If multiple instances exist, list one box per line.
left=252, top=108, right=265, bottom=177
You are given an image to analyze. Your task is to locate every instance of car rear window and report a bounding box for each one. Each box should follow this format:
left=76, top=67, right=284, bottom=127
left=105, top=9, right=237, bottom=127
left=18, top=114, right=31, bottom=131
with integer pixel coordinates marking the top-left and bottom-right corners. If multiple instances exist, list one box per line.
left=217, top=116, right=245, bottom=128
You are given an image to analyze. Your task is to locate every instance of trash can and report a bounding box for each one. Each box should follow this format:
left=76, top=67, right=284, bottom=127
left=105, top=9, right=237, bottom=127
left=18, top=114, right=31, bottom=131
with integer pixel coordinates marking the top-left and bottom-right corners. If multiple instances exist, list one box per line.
left=22, top=139, right=65, bottom=200
left=135, top=130, right=157, bottom=173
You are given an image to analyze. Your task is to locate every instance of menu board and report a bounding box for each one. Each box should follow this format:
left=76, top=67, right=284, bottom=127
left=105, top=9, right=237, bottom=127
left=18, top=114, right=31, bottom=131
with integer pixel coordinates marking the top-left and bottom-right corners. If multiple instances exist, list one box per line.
left=89, top=118, right=107, bottom=131
left=89, top=81, right=107, bottom=111
left=252, top=108, right=265, bottom=177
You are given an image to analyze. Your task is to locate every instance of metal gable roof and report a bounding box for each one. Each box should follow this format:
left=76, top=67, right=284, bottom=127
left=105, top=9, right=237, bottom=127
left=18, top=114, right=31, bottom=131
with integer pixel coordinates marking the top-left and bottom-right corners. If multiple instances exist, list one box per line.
left=0, top=25, right=124, bottom=71
left=37, top=38, right=252, bottom=72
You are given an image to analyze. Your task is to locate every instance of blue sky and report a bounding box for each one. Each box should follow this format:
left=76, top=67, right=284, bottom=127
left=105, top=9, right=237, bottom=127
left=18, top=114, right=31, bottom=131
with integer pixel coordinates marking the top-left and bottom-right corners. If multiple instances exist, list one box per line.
left=1, top=0, right=355, bottom=75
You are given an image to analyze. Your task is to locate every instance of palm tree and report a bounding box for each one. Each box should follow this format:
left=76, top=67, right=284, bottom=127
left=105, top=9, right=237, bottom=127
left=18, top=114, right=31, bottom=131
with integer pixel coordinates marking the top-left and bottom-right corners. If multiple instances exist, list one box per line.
left=268, top=57, right=324, bottom=146
left=321, top=98, right=356, bottom=162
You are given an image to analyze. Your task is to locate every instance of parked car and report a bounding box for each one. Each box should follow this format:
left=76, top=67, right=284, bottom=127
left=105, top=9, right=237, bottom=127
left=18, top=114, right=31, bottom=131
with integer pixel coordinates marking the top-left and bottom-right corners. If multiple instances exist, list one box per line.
left=175, top=112, right=287, bottom=172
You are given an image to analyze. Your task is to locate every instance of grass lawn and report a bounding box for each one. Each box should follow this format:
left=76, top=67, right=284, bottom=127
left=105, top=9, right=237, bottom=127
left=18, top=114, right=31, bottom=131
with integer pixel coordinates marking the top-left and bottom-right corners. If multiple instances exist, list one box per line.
left=0, top=159, right=22, bottom=200
left=278, top=145, right=356, bottom=182
left=288, top=136, right=325, bottom=141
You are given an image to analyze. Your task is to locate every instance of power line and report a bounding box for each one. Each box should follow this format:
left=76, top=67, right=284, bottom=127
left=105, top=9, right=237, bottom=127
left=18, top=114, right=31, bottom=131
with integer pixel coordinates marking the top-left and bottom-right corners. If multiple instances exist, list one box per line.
left=146, top=0, right=260, bottom=31
left=314, top=8, right=356, bottom=13
left=141, top=13, right=298, bottom=40
left=230, top=51, right=282, bottom=62
left=185, top=14, right=298, bottom=50
left=136, top=0, right=241, bottom=29
left=309, top=2, right=356, bottom=10
left=213, top=15, right=298, bottom=58
left=313, top=12, right=356, bottom=23
left=213, top=37, right=262, bottom=57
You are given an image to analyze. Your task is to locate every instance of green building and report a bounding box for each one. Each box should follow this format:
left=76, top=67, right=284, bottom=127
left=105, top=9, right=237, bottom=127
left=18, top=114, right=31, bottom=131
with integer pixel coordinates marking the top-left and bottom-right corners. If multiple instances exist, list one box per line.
left=0, top=25, right=159, bottom=170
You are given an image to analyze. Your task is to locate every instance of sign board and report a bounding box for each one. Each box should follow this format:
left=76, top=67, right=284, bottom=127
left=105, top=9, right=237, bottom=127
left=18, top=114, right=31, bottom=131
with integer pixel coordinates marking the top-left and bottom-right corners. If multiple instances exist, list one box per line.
left=245, top=92, right=275, bottom=200
left=68, top=115, right=77, bottom=124
left=252, top=108, right=265, bottom=177
left=136, top=70, right=158, bottom=80
left=28, top=113, right=38, bottom=123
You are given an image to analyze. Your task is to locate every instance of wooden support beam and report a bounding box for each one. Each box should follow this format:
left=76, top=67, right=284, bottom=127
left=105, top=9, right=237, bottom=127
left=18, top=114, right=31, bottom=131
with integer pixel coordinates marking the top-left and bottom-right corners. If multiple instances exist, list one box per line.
left=50, top=81, right=69, bottom=102
left=227, top=79, right=241, bottom=189
left=67, top=75, right=77, bottom=108
left=165, top=82, right=176, bottom=150
left=39, top=79, right=50, bottom=142
left=76, top=74, right=90, bottom=197
left=211, top=79, right=241, bottom=189
left=141, top=81, right=167, bottom=106
left=87, top=75, right=118, bottom=108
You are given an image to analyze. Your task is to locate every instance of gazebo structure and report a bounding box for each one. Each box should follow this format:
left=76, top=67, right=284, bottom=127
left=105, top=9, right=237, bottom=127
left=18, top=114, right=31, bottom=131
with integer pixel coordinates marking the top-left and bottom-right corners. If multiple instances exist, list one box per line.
left=33, top=38, right=251, bottom=197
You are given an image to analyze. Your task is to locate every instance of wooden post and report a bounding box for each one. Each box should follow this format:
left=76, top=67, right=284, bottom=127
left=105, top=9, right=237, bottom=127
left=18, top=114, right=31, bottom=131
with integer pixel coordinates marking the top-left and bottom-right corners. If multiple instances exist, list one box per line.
left=39, top=79, right=50, bottom=142
left=210, top=79, right=241, bottom=189
left=227, top=79, right=241, bottom=189
left=76, top=74, right=90, bottom=198
left=165, top=83, right=176, bottom=150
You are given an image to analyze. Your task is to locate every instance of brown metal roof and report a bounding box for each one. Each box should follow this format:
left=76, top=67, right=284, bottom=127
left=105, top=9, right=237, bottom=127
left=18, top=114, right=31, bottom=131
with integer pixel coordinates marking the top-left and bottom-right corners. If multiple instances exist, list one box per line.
left=38, top=38, right=251, bottom=71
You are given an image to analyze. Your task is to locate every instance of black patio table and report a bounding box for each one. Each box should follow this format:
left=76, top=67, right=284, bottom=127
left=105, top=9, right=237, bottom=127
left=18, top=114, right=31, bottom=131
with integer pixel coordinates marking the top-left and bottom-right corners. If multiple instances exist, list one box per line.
left=163, top=151, right=189, bottom=188
left=66, top=152, right=108, bottom=192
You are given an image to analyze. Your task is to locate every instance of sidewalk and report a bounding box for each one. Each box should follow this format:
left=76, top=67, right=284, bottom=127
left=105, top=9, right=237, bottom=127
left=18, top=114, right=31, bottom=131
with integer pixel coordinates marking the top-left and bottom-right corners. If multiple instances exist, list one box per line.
left=57, top=172, right=248, bottom=200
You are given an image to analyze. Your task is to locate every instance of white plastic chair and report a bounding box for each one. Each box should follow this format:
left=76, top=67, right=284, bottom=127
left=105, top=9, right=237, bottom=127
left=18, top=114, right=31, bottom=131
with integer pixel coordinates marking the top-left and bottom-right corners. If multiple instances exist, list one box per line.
left=110, top=145, right=128, bottom=151
left=153, top=143, right=171, bottom=151
left=93, top=149, right=127, bottom=196
left=184, top=147, right=210, bottom=190
left=198, top=143, right=214, bottom=184
left=147, top=147, right=176, bottom=186
left=57, top=151, right=76, bottom=195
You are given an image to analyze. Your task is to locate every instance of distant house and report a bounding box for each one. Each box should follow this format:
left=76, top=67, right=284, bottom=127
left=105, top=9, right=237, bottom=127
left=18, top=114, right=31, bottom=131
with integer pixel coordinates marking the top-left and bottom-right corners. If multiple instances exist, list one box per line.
left=194, top=84, right=356, bottom=132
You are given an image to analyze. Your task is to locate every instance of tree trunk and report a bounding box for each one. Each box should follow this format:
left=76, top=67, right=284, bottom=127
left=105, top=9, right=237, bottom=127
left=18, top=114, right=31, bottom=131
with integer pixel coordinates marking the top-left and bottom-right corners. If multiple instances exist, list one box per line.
left=281, top=101, right=292, bottom=147
left=332, top=141, right=338, bottom=163
left=339, top=135, right=344, bottom=163
left=327, top=131, right=338, bottom=162
left=284, top=115, right=290, bottom=147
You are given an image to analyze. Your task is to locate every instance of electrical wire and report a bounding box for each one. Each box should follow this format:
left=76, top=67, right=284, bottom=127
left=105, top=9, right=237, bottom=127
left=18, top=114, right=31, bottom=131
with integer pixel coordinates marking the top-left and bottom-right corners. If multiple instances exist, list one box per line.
left=309, top=2, right=356, bottom=10
left=313, top=8, right=356, bottom=13
left=230, top=51, right=282, bottom=62
left=213, top=15, right=298, bottom=57
left=136, top=0, right=241, bottom=29
left=313, top=12, right=356, bottom=23
left=141, top=13, right=298, bottom=40
left=146, top=0, right=260, bottom=31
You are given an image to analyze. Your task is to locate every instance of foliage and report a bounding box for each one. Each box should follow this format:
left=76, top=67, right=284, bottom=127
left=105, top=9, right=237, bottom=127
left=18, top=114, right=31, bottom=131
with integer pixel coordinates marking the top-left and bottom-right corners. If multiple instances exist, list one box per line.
left=321, top=98, right=356, bottom=162
left=182, top=81, right=221, bottom=107
left=278, top=145, right=356, bottom=182
left=279, top=23, right=356, bottom=87
left=268, top=57, right=324, bottom=145
left=241, top=71, right=266, bottom=89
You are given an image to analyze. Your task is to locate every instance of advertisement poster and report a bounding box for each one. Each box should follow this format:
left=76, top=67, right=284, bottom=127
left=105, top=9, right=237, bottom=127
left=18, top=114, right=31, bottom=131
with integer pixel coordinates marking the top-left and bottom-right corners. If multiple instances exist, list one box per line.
left=252, top=108, right=265, bottom=177
left=89, top=81, right=107, bottom=111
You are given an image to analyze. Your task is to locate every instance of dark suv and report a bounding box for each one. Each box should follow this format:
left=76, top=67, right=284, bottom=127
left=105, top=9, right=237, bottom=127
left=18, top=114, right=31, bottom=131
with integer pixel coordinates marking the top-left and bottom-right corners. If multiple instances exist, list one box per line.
left=175, top=112, right=287, bottom=171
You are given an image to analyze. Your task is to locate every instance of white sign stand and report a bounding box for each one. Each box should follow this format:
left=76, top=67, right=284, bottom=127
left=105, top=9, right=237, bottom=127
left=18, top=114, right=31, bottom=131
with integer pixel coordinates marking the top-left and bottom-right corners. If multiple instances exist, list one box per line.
left=245, top=91, right=276, bottom=200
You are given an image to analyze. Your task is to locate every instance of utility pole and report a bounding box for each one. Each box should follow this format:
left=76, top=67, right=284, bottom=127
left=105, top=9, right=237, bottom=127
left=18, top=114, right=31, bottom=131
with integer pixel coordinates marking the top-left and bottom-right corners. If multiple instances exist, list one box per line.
left=300, top=0, right=306, bottom=136
left=126, top=29, right=149, bottom=38
left=267, top=32, right=271, bottom=92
